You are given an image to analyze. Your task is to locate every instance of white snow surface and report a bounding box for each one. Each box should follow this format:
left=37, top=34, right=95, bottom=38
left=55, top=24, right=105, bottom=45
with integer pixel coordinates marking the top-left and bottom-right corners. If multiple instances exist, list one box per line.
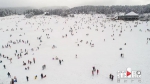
left=0, top=14, right=150, bottom=84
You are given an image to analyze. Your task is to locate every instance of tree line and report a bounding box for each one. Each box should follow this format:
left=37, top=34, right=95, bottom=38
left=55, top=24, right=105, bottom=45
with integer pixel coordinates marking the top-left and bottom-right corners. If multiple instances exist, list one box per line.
left=0, top=4, right=150, bottom=17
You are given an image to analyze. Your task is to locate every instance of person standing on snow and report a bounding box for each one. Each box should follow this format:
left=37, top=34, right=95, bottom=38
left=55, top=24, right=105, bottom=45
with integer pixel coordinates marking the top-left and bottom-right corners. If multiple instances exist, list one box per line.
left=35, top=75, right=37, bottom=79
left=10, top=58, right=12, bottom=63
left=26, top=76, right=29, bottom=81
left=10, top=79, right=14, bottom=84
left=41, top=73, right=43, bottom=79
left=14, top=76, right=17, bottom=82
left=97, top=69, right=99, bottom=75
left=92, top=70, right=94, bottom=76
left=20, top=53, right=22, bottom=58
left=112, top=75, right=114, bottom=81
left=12, top=79, right=14, bottom=84
left=30, top=61, right=32, bottom=65
left=33, top=58, right=35, bottom=63
left=7, top=72, right=11, bottom=78
left=121, top=53, right=124, bottom=58
left=59, top=60, right=61, bottom=65
left=93, top=66, right=96, bottom=71
left=3, top=65, right=6, bottom=69
left=43, top=75, right=46, bottom=78
left=109, top=74, right=112, bottom=79
left=76, top=54, right=77, bottom=58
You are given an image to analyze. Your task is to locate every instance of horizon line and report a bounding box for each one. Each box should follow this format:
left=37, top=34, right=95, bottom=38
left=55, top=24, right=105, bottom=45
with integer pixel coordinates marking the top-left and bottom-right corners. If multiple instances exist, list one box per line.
left=0, top=4, right=150, bottom=9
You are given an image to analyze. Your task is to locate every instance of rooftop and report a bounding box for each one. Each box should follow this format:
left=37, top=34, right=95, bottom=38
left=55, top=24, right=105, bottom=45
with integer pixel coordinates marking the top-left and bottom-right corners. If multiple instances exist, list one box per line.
left=126, top=11, right=138, bottom=16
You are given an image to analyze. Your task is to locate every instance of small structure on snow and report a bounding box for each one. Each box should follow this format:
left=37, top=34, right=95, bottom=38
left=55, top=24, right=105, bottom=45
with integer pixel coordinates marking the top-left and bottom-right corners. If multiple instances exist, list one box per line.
left=117, top=11, right=139, bottom=21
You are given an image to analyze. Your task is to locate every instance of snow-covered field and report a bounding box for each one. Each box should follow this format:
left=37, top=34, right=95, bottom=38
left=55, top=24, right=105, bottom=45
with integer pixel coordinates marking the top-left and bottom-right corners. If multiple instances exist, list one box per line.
left=0, top=14, right=150, bottom=84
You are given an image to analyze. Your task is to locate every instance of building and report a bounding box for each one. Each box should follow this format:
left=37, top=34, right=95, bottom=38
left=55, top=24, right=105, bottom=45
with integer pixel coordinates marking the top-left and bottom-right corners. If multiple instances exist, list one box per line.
left=117, top=11, right=139, bottom=21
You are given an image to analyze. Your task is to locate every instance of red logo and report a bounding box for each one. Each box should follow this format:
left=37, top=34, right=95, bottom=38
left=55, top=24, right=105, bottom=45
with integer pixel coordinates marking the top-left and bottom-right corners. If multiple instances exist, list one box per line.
left=126, top=71, right=131, bottom=76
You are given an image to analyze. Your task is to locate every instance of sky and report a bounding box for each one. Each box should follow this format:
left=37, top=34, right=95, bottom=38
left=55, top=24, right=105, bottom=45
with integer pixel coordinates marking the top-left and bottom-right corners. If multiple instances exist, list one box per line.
left=0, top=0, right=150, bottom=8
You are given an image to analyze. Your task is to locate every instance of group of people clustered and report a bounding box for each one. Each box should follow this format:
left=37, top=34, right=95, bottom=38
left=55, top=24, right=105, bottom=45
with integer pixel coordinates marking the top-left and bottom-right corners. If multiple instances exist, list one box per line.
left=1, top=14, right=149, bottom=84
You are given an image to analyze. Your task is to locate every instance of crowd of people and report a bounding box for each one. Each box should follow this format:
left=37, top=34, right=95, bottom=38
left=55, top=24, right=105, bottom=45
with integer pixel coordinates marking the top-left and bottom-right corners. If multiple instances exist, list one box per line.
left=0, top=14, right=149, bottom=84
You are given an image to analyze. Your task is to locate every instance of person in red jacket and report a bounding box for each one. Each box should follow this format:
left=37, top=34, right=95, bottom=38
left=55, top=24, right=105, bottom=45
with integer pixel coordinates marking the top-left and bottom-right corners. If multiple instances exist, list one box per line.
left=92, top=70, right=94, bottom=76
left=97, top=69, right=99, bottom=75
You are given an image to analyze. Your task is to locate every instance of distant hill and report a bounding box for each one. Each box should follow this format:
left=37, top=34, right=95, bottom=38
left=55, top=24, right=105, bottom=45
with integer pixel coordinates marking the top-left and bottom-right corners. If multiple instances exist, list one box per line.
left=0, top=6, right=69, bottom=14
left=40, top=6, right=69, bottom=10
left=0, top=7, right=35, bottom=14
